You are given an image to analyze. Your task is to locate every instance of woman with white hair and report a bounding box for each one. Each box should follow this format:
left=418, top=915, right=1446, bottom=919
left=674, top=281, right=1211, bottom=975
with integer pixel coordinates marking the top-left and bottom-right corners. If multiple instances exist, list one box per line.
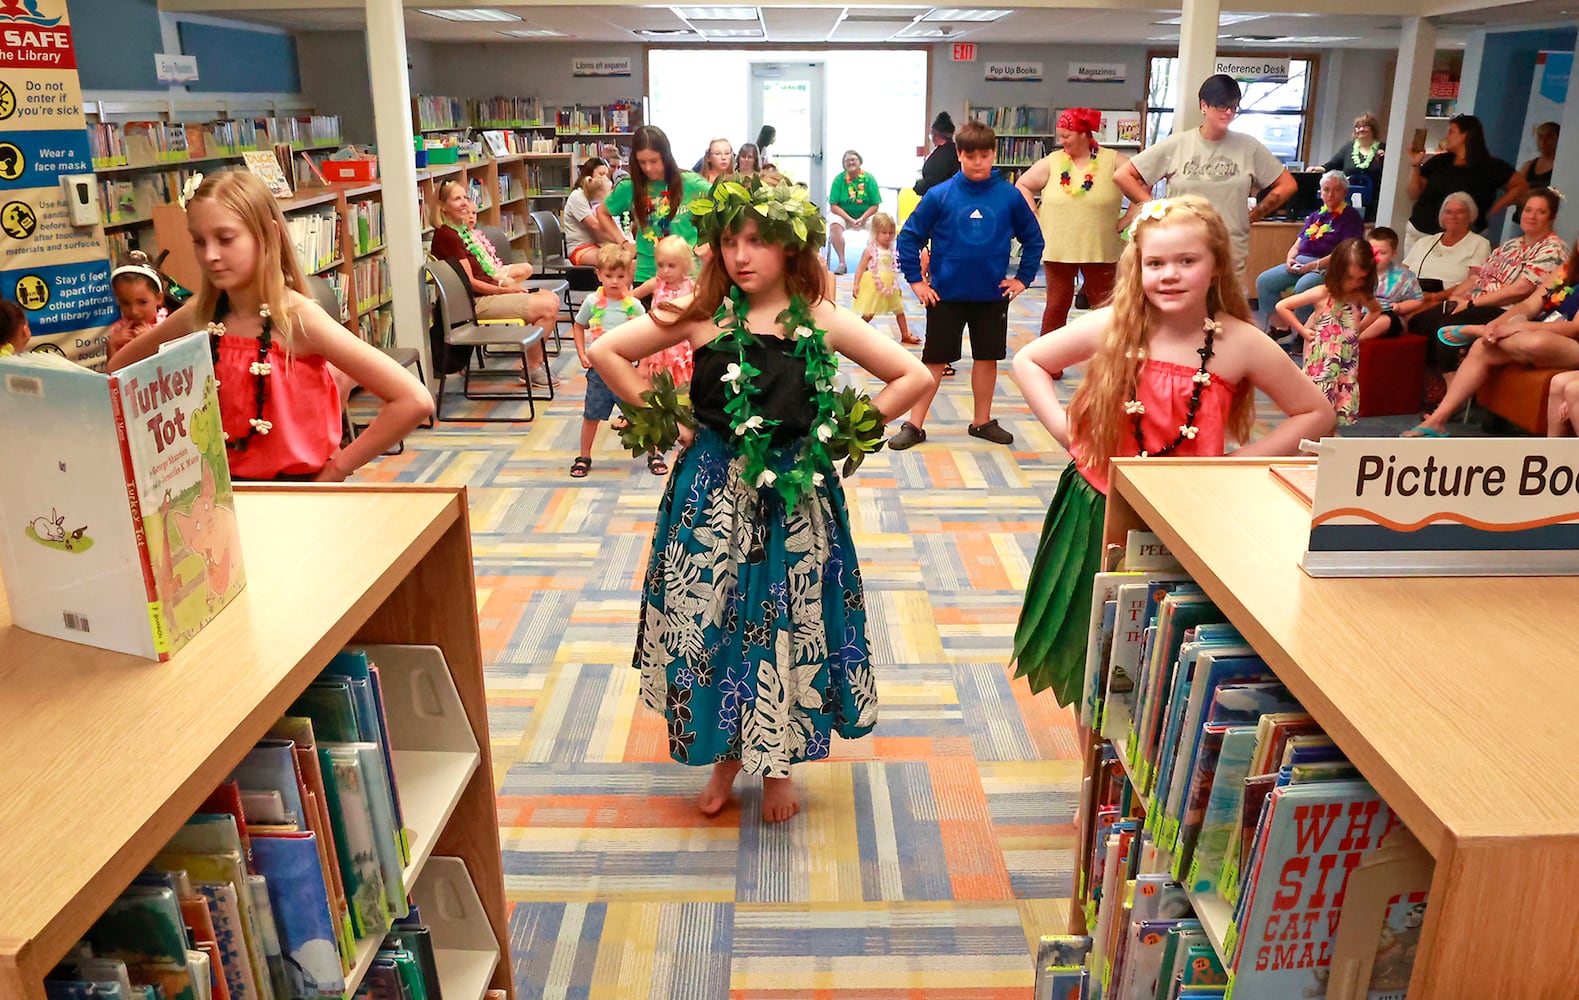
left=1255, top=170, right=1366, bottom=338
left=1400, top=191, right=1492, bottom=292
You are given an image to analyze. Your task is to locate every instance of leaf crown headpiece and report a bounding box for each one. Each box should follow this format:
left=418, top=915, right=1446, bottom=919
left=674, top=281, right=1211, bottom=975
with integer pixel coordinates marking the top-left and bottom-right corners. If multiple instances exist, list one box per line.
left=689, top=176, right=827, bottom=252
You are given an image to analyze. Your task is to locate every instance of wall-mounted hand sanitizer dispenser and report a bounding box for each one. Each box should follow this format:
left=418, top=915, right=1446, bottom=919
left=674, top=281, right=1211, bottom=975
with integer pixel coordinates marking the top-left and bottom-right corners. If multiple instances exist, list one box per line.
left=60, top=174, right=99, bottom=227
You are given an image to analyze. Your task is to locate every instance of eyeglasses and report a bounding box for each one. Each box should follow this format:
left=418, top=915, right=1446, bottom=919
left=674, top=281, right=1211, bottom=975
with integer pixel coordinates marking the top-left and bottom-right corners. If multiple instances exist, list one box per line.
left=1354, top=124, right=1372, bottom=132
left=1208, top=103, right=1240, bottom=115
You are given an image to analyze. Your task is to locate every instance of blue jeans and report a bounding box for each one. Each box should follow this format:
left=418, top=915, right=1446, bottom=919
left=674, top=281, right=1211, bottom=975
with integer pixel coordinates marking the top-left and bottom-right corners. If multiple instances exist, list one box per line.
left=1255, top=255, right=1325, bottom=329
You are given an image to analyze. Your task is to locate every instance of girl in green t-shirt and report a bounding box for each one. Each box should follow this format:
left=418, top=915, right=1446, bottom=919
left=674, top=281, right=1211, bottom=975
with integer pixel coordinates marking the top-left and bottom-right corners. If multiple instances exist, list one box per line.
left=596, top=125, right=710, bottom=287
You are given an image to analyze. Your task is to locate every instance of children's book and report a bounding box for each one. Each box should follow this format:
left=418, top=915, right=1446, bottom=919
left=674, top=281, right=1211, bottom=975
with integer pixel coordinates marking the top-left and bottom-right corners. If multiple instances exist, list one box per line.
left=0, top=334, right=243, bottom=659
left=1186, top=725, right=1258, bottom=898
left=192, top=881, right=265, bottom=1000
left=249, top=833, right=346, bottom=999
left=320, top=745, right=392, bottom=939
left=1228, top=782, right=1402, bottom=998
left=269, top=717, right=354, bottom=966
left=84, top=886, right=198, bottom=1000
left=242, top=151, right=294, bottom=198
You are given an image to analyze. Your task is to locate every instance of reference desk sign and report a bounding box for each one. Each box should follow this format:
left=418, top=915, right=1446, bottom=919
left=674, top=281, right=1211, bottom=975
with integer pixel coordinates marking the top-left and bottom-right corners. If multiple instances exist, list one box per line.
left=1303, top=438, right=1579, bottom=577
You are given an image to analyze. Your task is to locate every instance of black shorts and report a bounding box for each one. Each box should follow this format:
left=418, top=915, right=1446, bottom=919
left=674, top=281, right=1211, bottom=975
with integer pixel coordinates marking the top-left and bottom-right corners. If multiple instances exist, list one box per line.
left=1378, top=312, right=1407, bottom=337
left=922, top=299, right=1010, bottom=364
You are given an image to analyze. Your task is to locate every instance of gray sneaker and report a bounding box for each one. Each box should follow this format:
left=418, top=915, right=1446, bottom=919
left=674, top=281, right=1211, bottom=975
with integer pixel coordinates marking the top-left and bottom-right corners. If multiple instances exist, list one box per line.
left=887, top=421, right=926, bottom=451
left=968, top=419, right=1014, bottom=445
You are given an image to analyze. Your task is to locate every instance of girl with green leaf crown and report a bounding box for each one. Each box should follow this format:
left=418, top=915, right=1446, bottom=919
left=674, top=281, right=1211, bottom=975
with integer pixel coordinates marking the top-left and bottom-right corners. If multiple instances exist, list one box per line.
left=587, top=176, right=931, bottom=824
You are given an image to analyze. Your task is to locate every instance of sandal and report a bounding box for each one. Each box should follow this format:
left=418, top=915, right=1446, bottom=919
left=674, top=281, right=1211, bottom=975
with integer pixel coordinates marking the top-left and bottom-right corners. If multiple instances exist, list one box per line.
left=1401, top=425, right=1450, bottom=438
left=647, top=453, right=669, bottom=476
left=1437, top=325, right=1475, bottom=348
left=941, top=364, right=957, bottom=377
left=569, top=456, right=592, bottom=478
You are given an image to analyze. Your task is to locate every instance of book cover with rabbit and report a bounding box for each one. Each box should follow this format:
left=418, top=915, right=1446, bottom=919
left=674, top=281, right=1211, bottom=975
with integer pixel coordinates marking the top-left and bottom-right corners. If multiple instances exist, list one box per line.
left=0, top=331, right=244, bottom=658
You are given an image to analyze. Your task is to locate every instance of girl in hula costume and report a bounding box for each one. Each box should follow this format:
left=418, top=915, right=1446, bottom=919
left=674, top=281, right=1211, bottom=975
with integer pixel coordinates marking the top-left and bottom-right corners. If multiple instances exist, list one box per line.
left=1009, top=196, right=1334, bottom=706
left=588, top=177, right=931, bottom=823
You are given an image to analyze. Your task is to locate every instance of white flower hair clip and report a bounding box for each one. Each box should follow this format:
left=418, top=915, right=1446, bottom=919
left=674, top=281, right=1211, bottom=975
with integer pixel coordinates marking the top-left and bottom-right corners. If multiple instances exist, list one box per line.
left=1122, top=200, right=1169, bottom=241
left=179, top=173, right=205, bottom=209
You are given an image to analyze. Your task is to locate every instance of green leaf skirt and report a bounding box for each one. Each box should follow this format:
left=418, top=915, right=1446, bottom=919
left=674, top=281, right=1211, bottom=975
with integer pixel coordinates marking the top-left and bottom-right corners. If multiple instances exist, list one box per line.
left=1012, top=462, right=1107, bottom=707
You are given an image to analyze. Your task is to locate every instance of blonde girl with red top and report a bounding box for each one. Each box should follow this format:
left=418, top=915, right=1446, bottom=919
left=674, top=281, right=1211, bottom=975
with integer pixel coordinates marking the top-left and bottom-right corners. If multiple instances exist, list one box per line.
left=110, top=170, right=431, bottom=481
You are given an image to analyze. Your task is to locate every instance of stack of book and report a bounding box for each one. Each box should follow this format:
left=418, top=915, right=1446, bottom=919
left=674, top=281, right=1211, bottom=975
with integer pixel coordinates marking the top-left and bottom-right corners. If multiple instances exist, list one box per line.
left=1054, top=533, right=1428, bottom=1000
left=43, top=650, right=419, bottom=1000
left=88, top=121, right=128, bottom=169
left=996, top=137, right=1048, bottom=166
left=414, top=96, right=465, bottom=132
left=970, top=104, right=1049, bottom=134
left=352, top=200, right=386, bottom=256
left=465, top=95, right=544, bottom=128
left=286, top=209, right=342, bottom=275
left=354, top=255, right=391, bottom=315
left=357, top=309, right=394, bottom=350
left=523, top=161, right=569, bottom=195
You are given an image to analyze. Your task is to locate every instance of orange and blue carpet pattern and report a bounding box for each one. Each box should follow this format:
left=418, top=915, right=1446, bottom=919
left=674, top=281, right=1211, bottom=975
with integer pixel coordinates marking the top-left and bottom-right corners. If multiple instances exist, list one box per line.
left=355, top=282, right=1278, bottom=998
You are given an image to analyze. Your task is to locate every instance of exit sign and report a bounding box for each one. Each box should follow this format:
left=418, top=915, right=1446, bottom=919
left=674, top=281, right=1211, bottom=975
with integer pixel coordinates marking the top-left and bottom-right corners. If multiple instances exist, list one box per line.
left=952, top=43, right=976, bottom=62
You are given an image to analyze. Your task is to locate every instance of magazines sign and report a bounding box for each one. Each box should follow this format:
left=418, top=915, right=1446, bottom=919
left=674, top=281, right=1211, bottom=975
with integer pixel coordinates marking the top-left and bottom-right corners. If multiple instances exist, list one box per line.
left=985, top=61, right=1043, bottom=82
left=572, top=55, right=632, bottom=77
left=1303, top=437, right=1579, bottom=576
left=0, top=0, right=114, bottom=367
left=1068, top=62, right=1126, bottom=83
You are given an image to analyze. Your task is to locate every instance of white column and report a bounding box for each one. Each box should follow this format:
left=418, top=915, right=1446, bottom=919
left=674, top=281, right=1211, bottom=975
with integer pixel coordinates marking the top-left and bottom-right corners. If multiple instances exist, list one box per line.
left=1174, top=0, right=1221, bottom=134
left=1377, top=16, right=1437, bottom=233
left=1549, top=34, right=1579, bottom=247
left=365, top=0, right=428, bottom=374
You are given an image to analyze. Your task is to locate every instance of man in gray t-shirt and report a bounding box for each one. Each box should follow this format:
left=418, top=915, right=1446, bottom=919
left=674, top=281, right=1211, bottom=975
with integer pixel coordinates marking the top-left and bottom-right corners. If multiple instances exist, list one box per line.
left=1116, top=74, right=1295, bottom=270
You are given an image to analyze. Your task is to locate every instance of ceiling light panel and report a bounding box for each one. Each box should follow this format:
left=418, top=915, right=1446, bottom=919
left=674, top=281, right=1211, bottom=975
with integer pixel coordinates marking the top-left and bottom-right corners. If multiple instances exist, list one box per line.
left=919, top=9, right=1012, bottom=21
left=1153, top=13, right=1263, bottom=25
left=760, top=6, right=843, bottom=41
left=673, top=6, right=759, bottom=19
left=419, top=7, right=522, bottom=21
left=829, top=19, right=912, bottom=40
left=894, top=22, right=962, bottom=36
left=636, top=27, right=698, bottom=35
left=500, top=27, right=569, bottom=36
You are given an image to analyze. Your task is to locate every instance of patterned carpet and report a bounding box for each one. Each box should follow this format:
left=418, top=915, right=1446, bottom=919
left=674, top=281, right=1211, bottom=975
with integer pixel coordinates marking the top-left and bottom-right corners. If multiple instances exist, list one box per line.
left=355, top=278, right=1291, bottom=998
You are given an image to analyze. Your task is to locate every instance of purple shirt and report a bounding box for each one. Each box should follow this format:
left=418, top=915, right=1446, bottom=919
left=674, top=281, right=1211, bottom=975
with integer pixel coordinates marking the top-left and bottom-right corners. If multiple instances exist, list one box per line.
left=1294, top=205, right=1366, bottom=258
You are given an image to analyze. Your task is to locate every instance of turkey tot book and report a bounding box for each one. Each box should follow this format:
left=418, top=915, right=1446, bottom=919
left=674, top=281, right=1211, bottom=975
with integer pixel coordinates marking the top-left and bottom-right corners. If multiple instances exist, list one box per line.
left=0, top=332, right=245, bottom=659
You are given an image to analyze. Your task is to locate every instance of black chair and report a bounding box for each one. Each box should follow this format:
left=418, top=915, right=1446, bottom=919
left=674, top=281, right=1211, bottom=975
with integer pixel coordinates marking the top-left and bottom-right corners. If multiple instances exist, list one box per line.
left=528, top=210, right=600, bottom=304
left=480, top=222, right=572, bottom=357
left=424, top=261, right=552, bottom=422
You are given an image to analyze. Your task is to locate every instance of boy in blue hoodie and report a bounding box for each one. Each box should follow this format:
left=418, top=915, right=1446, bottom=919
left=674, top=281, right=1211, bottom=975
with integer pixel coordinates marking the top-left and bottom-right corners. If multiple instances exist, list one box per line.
left=890, top=120, right=1044, bottom=449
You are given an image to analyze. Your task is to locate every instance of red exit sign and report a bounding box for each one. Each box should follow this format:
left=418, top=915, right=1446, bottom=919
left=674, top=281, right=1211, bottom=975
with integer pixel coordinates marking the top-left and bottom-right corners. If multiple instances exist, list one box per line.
left=952, top=43, right=976, bottom=62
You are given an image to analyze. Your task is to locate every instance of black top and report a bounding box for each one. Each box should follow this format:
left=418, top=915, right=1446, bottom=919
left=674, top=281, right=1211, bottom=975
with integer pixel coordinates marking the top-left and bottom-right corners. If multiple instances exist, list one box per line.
left=1409, top=153, right=1516, bottom=234
left=691, top=334, right=813, bottom=447
left=1526, top=160, right=1553, bottom=188
left=915, top=141, right=961, bottom=196
left=1320, top=140, right=1386, bottom=186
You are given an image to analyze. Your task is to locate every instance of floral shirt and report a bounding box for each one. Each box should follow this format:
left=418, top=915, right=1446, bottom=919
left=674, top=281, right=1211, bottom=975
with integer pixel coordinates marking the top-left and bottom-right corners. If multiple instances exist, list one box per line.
left=1475, top=232, right=1570, bottom=297
left=1375, top=264, right=1424, bottom=312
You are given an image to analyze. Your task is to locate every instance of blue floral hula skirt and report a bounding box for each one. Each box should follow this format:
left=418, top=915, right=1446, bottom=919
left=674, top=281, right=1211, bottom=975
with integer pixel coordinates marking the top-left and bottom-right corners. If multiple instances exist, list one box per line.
left=634, top=425, right=876, bottom=778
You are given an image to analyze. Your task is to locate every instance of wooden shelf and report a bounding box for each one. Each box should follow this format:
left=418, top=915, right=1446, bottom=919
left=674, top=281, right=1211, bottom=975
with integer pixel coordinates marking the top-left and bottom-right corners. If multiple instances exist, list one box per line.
left=356, top=242, right=387, bottom=259
left=358, top=295, right=393, bottom=316
left=102, top=214, right=153, bottom=229
left=312, top=256, right=345, bottom=275
left=499, top=193, right=525, bottom=207
left=0, top=486, right=515, bottom=1000
left=96, top=144, right=341, bottom=176
left=1101, top=458, right=1579, bottom=997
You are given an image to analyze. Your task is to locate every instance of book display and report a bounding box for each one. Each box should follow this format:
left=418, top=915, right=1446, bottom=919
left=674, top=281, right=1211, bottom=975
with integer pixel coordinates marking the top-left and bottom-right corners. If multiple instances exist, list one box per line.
left=1056, top=457, right=1579, bottom=999
left=0, top=334, right=243, bottom=660
left=0, top=486, right=513, bottom=1000
left=964, top=102, right=1143, bottom=183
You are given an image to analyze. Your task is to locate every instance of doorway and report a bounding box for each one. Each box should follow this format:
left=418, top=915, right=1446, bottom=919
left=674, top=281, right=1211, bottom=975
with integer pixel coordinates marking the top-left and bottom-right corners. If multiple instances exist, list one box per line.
left=749, top=61, right=826, bottom=198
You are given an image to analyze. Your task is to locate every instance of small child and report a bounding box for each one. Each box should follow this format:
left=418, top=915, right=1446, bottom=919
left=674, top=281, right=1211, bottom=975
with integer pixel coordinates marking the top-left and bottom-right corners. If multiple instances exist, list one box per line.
left=634, top=235, right=697, bottom=386
left=572, top=243, right=661, bottom=478
left=0, top=299, right=29, bottom=357
left=1360, top=227, right=1426, bottom=340
left=106, top=251, right=171, bottom=357
left=852, top=213, right=918, bottom=345
left=1276, top=238, right=1380, bottom=426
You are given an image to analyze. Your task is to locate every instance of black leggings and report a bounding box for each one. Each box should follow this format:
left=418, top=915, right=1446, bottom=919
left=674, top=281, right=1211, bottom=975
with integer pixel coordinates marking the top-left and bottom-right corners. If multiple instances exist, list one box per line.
left=1408, top=303, right=1507, bottom=368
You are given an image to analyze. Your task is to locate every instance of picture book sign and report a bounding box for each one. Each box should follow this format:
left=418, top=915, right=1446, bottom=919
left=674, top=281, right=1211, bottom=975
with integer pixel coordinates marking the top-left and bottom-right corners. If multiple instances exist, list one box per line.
left=1302, top=437, right=1579, bottom=576
left=155, top=52, right=198, bottom=84
left=572, top=55, right=631, bottom=77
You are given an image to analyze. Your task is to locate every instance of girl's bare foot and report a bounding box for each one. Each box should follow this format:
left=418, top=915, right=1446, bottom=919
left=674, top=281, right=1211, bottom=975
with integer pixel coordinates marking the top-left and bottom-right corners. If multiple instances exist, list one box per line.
left=762, top=775, right=800, bottom=823
left=698, top=760, right=743, bottom=817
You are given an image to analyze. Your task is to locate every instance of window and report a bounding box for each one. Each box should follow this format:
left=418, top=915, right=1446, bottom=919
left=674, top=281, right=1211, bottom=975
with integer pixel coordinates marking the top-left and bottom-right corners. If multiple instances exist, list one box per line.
left=1145, top=55, right=1315, bottom=166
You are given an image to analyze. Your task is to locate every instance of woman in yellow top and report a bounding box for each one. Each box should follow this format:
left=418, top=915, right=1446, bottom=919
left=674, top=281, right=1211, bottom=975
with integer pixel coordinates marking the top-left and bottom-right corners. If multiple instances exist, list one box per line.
left=1016, top=108, right=1139, bottom=335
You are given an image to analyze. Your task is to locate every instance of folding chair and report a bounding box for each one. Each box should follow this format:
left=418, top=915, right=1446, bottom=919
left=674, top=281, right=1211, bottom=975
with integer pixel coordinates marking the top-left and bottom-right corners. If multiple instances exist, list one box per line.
left=424, top=261, right=552, bottom=422
left=481, top=222, right=574, bottom=356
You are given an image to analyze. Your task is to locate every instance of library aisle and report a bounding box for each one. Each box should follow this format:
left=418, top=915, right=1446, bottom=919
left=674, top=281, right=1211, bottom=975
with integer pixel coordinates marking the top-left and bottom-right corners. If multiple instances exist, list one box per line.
left=350, top=285, right=1086, bottom=996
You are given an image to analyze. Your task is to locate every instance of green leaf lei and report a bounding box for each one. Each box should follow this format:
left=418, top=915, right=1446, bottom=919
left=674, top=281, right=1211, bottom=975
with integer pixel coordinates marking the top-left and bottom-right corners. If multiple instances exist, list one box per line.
left=707, top=287, right=884, bottom=505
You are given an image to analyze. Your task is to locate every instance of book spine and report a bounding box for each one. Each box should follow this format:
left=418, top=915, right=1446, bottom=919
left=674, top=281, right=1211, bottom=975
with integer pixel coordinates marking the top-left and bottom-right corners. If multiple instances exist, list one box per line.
left=108, top=375, right=169, bottom=660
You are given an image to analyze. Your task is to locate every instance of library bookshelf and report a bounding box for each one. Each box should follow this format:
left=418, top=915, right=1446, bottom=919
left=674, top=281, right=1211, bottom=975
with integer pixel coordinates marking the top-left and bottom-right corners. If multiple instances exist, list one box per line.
left=1078, top=457, right=1579, bottom=998
left=0, top=485, right=514, bottom=1000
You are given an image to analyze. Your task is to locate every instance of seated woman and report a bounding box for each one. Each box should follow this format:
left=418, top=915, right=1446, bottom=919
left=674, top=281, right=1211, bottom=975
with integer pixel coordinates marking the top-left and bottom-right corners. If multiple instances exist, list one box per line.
left=1400, top=191, right=1492, bottom=292
left=1404, top=242, right=1579, bottom=437
left=827, top=149, right=882, bottom=275
left=563, top=158, right=625, bottom=265
left=429, top=178, right=561, bottom=386
left=1255, top=171, right=1366, bottom=338
left=1407, top=187, right=1569, bottom=371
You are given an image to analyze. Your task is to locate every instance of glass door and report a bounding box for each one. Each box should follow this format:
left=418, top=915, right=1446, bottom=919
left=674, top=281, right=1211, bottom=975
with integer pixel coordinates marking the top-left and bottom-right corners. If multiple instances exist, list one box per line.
left=749, top=62, right=826, bottom=201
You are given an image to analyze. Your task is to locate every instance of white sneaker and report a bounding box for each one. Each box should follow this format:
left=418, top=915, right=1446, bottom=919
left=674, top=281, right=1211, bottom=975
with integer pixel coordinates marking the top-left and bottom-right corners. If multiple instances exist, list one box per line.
left=529, top=369, right=556, bottom=388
